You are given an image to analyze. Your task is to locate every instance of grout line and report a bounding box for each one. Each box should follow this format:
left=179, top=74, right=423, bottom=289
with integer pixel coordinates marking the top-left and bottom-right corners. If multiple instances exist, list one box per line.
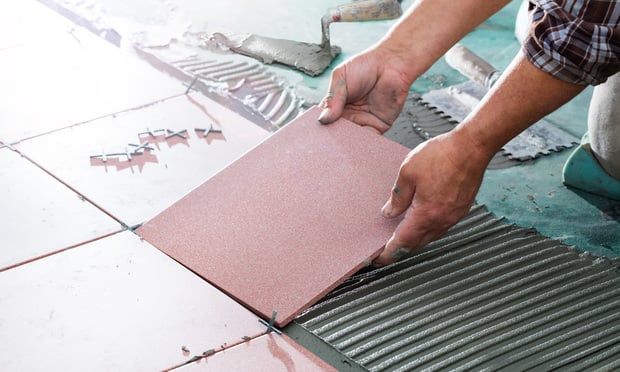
left=137, top=231, right=276, bottom=323
left=0, top=229, right=125, bottom=273
left=135, top=234, right=293, bottom=371
left=162, top=331, right=269, bottom=371
left=14, top=149, right=129, bottom=228
left=0, top=138, right=18, bottom=152
left=7, top=93, right=186, bottom=146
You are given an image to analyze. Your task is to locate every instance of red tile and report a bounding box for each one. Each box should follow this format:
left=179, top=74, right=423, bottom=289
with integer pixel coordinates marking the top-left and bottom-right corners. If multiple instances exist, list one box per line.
left=0, top=10, right=183, bottom=143
left=0, top=148, right=121, bottom=270
left=0, top=231, right=265, bottom=371
left=174, top=333, right=336, bottom=372
left=15, top=94, right=268, bottom=226
left=138, top=107, right=410, bottom=326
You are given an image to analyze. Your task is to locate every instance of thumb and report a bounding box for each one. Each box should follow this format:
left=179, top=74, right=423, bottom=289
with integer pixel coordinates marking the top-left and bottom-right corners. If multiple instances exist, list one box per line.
left=318, top=67, right=348, bottom=124
left=381, top=168, right=415, bottom=219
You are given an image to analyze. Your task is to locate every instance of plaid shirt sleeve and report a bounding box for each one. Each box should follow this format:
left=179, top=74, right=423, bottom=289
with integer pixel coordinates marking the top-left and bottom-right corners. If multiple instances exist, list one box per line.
left=523, top=0, right=620, bottom=85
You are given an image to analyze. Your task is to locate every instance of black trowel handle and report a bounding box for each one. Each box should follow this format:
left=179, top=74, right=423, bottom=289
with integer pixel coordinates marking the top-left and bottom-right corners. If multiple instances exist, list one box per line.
left=326, top=0, right=403, bottom=23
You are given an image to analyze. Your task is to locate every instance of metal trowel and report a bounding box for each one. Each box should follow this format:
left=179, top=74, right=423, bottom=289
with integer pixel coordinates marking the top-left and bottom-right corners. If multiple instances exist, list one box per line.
left=422, top=43, right=579, bottom=160
left=208, top=0, right=403, bottom=76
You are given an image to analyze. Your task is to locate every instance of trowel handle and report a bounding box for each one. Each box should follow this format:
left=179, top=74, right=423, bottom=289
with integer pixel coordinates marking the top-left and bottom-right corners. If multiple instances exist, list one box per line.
left=328, top=0, right=403, bottom=23
left=445, top=43, right=500, bottom=89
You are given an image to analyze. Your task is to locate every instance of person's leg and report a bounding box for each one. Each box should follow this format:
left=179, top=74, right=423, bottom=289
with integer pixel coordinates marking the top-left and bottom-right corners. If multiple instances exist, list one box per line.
left=514, top=0, right=529, bottom=44
left=562, top=73, right=620, bottom=200
left=589, top=72, right=620, bottom=180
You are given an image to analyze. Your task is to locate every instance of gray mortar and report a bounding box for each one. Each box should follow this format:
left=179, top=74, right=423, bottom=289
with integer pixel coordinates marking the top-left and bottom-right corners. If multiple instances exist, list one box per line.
left=284, top=322, right=369, bottom=371
left=296, top=205, right=620, bottom=371
left=223, top=33, right=341, bottom=77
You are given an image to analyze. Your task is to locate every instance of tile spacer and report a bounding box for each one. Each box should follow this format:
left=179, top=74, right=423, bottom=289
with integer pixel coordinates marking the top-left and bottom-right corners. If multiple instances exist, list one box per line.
left=90, top=142, right=153, bottom=162
left=184, top=76, right=199, bottom=94
left=128, top=141, right=155, bottom=154
left=165, top=129, right=188, bottom=139
left=121, top=147, right=133, bottom=161
left=138, top=128, right=166, bottom=138
left=90, top=149, right=134, bottom=162
left=90, top=149, right=109, bottom=162
left=195, top=123, right=222, bottom=137
left=258, top=310, right=282, bottom=335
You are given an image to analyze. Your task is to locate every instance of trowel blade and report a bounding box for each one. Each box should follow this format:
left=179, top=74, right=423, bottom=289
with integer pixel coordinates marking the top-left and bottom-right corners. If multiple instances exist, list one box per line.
left=228, top=34, right=341, bottom=77
left=422, top=81, right=579, bottom=160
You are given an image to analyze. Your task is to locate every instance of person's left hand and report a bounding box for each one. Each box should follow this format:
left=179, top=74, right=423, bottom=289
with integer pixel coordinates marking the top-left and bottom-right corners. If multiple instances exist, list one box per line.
left=318, top=44, right=414, bottom=134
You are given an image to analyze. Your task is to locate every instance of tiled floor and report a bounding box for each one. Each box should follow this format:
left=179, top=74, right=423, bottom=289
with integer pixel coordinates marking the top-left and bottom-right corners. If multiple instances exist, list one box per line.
left=2, top=1, right=618, bottom=371
left=0, top=231, right=266, bottom=371
left=0, top=2, right=335, bottom=370
left=175, top=333, right=336, bottom=371
left=0, top=147, right=121, bottom=270
left=15, top=93, right=268, bottom=227
left=0, top=4, right=183, bottom=144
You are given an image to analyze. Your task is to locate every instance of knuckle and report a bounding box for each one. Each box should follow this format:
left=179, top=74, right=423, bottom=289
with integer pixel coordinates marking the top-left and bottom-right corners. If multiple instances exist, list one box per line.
left=397, top=159, right=416, bottom=182
left=423, top=206, right=443, bottom=222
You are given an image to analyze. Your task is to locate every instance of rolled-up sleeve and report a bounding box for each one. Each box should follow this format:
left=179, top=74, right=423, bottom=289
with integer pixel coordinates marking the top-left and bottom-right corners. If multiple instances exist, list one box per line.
left=523, top=0, right=620, bottom=86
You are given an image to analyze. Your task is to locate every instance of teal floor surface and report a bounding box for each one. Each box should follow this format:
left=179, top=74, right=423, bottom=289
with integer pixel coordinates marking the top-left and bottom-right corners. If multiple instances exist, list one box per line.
left=449, top=2, right=619, bottom=255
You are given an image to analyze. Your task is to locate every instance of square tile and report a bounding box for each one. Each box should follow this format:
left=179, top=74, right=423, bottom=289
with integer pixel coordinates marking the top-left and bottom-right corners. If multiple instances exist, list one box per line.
left=0, top=231, right=266, bottom=371
left=15, top=93, right=269, bottom=226
left=0, top=147, right=121, bottom=270
left=174, top=333, right=336, bottom=371
left=0, top=10, right=183, bottom=143
left=138, top=107, right=410, bottom=326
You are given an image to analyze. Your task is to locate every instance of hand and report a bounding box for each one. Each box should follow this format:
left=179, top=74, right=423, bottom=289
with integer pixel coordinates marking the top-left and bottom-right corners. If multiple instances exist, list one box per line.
left=318, top=45, right=414, bottom=134
left=374, top=130, right=490, bottom=266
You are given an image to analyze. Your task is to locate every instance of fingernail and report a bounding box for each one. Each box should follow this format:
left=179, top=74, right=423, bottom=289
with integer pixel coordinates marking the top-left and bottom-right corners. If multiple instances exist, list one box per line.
left=390, top=247, right=412, bottom=260
left=381, top=200, right=392, bottom=217
left=318, top=108, right=330, bottom=124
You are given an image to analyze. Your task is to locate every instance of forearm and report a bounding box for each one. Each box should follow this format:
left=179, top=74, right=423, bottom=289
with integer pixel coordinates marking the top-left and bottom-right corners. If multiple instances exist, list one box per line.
left=378, top=0, right=511, bottom=83
left=454, top=52, right=586, bottom=162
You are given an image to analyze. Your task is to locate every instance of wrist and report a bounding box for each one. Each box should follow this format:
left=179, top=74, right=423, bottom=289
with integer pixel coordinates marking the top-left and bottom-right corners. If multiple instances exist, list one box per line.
left=451, top=124, right=499, bottom=166
left=372, top=41, right=420, bottom=87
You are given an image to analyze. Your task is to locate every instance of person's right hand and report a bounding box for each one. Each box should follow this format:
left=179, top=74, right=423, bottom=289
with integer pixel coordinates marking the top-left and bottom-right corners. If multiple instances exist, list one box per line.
left=318, top=44, right=415, bottom=134
left=374, top=129, right=490, bottom=266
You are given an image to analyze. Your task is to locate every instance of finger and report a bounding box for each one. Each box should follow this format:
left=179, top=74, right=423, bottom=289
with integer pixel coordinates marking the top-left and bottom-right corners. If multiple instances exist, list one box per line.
left=373, top=208, right=433, bottom=266
left=318, top=67, right=348, bottom=124
left=361, top=125, right=382, bottom=135
left=343, top=108, right=391, bottom=134
left=381, top=158, right=416, bottom=219
left=375, top=198, right=471, bottom=266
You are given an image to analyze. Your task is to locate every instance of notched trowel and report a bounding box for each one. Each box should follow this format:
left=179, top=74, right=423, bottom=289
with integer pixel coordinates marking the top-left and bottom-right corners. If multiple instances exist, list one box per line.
left=207, top=0, right=403, bottom=76
left=422, top=43, right=579, bottom=160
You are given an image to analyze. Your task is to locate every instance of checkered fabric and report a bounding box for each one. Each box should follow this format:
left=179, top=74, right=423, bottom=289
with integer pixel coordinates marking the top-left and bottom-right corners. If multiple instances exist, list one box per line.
left=524, top=0, right=620, bottom=85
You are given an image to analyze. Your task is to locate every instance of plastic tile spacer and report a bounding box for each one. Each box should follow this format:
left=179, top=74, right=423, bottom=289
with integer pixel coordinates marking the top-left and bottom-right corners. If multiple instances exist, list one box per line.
left=195, top=123, right=222, bottom=137
left=138, top=128, right=166, bottom=138
left=258, top=310, right=282, bottom=335
left=165, top=129, right=188, bottom=139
